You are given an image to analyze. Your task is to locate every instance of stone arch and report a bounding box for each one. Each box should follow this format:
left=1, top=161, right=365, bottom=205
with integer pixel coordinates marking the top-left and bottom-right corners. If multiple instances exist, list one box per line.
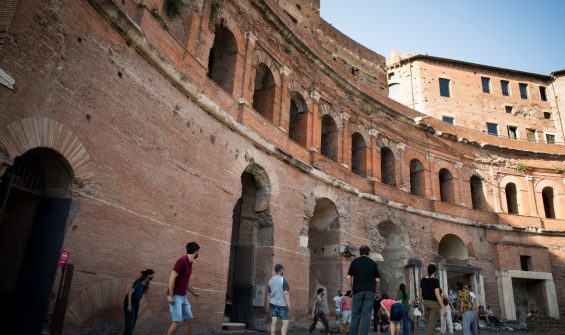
left=499, top=175, right=527, bottom=215
left=321, top=114, right=339, bottom=161
left=403, top=150, right=429, bottom=197
left=438, top=233, right=469, bottom=263
left=251, top=63, right=277, bottom=122
left=287, top=80, right=308, bottom=98
left=0, top=117, right=94, bottom=183
left=66, top=279, right=153, bottom=330
left=319, top=103, right=343, bottom=129
left=231, top=148, right=280, bottom=197
left=208, top=23, right=241, bottom=94
left=349, top=122, right=370, bottom=146
left=380, top=147, right=396, bottom=186
left=350, top=132, right=367, bottom=177
left=251, top=49, right=281, bottom=87
left=534, top=179, right=563, bottom=219
left=439, top=168, right=456, bottom=204
left=288, top=91, right=309, bottom=146
left=368, top=211, right=407, bottom=296
left=470, top=175, right=488, bottom=211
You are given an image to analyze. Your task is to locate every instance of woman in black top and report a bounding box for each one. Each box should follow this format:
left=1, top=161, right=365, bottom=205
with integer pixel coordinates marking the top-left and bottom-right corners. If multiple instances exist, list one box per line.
left=419, top=264, right=445, bottom=335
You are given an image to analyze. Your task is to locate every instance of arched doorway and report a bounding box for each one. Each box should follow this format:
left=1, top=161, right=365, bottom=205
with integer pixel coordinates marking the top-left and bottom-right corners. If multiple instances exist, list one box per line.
left=351, top=133, right=367, bottom=176
left=542, top=187, right=555, bottom=218
left=409, top=159, right=426, bottom=197
left=308, top=198, right=340, bottom=309
left=470, top=175, right=487, bottom=210
left=439, top=168, right=455, bottom=203
left=226, top=165, right=273, bottom=326
left=375, top=221, right=406, bottom=295
left=252, top=63, right=276, bottom=122
left=380, top=147, right=396, bottom=186
left=505, top=183, right=519, bottom=214
left=288, top=92, right=308, bottom=146
left=0, top=148, right=73, bottom=333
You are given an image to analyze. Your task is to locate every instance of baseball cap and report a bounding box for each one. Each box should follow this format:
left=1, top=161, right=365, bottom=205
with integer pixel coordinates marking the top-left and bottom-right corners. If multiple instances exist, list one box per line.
left=274, top=263, right=284, bottom=271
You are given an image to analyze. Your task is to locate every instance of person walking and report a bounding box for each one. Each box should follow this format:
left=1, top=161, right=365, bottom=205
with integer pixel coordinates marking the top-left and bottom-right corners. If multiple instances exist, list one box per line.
left=166, top=242, right=200, bottom=335
left=266, top=264, right=291, bottom=335
left=419, top=264, right=445, bottom=335
left=339, top=291, right=352, bottom=333
left=333, top=290, right=343, bottom=321
left=396, top=284, right=410, bottom=335
left=309, top=288, right=330, bottom=334
left=457, top=281, right=478, bottom=335
left=347, top=245, right=380, bottom=335
left=412, top=296, right=422, bottom=329
left=123, top=269, right=154, bottom=335
left=439, top=288, right=455, bottom=335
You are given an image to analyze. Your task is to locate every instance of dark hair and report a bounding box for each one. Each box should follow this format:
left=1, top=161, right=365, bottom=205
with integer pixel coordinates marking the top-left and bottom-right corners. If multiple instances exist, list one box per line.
left=317, top=288, right=324, bottom=295
left=346, top=290, right=352, bottom=296
left=381, top=293, right=389, bottom=299
left=359, top=245, right=370, bottom=256
left=186, top=241, right=200, bottom=254
left=427, top=264, right=437, bottom=276
left=456, top=281, right=464, bottom=290
left=136, top=269, right=154, bottom=293
left=399, top=283, right=407, bottom=300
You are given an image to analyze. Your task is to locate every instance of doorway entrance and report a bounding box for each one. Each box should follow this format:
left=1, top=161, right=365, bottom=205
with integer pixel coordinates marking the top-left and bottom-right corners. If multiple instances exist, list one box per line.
left=0, top=148, right=73, bottom=333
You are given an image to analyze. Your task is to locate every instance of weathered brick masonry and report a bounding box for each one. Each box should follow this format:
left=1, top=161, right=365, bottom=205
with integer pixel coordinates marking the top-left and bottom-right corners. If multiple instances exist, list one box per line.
left=0, top=0, right=563, bottom=334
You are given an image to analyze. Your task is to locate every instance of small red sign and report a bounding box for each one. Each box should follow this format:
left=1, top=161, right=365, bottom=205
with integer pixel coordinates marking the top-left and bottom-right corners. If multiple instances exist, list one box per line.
left=58, top=250, right=69, bottom=267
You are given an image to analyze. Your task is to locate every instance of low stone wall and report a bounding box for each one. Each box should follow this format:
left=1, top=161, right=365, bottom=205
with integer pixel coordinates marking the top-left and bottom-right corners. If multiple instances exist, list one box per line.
left=527, top=315, right=565, bottom=333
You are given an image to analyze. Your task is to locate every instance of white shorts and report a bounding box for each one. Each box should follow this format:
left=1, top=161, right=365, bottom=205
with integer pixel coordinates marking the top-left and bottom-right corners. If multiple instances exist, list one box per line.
left=413, top=308, right=422, bottom=317
left=341, top=310, right=351, bottom=323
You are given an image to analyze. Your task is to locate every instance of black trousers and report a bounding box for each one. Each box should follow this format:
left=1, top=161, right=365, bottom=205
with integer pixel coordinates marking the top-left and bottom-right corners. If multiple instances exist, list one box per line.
left=124, top=296, right=140, bottom=335
left=309, top=312, right=330, bottom=333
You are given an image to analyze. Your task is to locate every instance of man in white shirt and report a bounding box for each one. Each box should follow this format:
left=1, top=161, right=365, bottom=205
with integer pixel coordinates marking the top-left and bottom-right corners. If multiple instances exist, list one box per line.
left=333, top=290, right=343, bottom=321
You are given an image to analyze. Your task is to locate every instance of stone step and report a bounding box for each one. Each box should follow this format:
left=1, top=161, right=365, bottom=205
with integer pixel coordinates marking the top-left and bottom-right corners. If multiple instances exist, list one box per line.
left=222, top=322, right=247, bottom=330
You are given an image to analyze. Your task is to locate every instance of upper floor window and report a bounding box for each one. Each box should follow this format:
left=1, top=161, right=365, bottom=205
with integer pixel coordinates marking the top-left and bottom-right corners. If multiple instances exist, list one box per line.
left=481, top=77, right=491, bottom=93
left=543, top=112, right=551, bottom=119
left=519, top=83, right=528, bottom=99
left=526, top=128, right=536, bottom=142
left=546, top=134, right=555, bottom=144
left=508, top=126, right=518, bottom=139
left=442, top=116, right=454, bottom=124
left=539, top=86, right=547, bottom=101
left=439, top=78, right=450, bottom=97
left=487, top=122, right=498, bottom=136
left=501, top=80, right=510, bottom=96
left=505, top=106, right=513, bottom=114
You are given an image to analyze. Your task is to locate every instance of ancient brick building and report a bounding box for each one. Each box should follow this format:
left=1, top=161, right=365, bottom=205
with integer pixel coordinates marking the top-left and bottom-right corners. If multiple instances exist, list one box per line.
left=0, top=0, right=563, bottom=334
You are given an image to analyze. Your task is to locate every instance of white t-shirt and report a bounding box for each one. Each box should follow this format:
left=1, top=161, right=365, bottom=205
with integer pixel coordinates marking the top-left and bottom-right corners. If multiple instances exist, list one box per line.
left=333, top=295, right=342, bottom=309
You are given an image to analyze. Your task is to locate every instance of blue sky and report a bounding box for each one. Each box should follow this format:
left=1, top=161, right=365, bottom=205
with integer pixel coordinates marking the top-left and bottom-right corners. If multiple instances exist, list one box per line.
left=320, top=0, right=565, bottom=75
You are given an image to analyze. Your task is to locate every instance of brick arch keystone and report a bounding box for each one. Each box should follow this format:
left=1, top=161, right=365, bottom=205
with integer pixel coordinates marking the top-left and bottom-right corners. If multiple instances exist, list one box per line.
left=251, top=49, right=281, bottom=87
left=0, top=117, right=94, bottom=182
left=231, top=148, right=280, bottom=197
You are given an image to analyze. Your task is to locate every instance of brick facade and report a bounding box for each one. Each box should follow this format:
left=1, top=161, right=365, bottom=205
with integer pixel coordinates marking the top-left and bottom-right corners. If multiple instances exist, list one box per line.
left=0, top=0, right=564, bottom=333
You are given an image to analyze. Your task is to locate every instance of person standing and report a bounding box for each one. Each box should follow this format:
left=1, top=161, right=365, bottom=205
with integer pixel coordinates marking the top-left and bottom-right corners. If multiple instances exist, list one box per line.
left=347, top=245, right=380, bottom=335
left=439, top=288, right=455, bottom=335
left=333, top=290, right=343, bottom=321
left=265, top=264, right=291, bottom=335
left=340, top=291, right=352, bottom=333
left=380, top=294, right=404, bottom=335
left=373, top=294, right=384, bottom=333
left=396, top=284, right=410, bottom=335
left=123, top=269, right=154, bottom=335
left=166, top=242, right=200, bottom=335
left=419, top=264, right=445, bottom=335
left=309, top=288, right=330, bottom=334
left=457, top=281, right=478, bottom=335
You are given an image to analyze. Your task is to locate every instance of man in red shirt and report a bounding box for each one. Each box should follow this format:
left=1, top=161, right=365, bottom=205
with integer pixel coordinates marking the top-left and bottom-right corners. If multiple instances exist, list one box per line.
left=167, top=242, right=200, bottom=335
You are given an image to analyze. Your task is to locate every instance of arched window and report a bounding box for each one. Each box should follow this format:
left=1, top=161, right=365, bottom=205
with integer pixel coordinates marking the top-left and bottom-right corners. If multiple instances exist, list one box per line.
left=288, top=93, right=308, bottom=146
left=410, top=159, right=426, bottom=196
left=439, top=168, right=455, bottom=203
left=321, top=115, right=338, bottom=161
left=388, top=83, right=400, bottom=101
left=470, top=175, right=487, bottom=210
left=252, top=63, right=276, bottom=122
left=542, top=187, right=556, bottom=218
left=208, top=25, right=238, bottom=94
left=505, top=183, right=519, bottom=214
left=381, top=147, right=396, bottom=186
left=351, top=133, right=367, bottom=176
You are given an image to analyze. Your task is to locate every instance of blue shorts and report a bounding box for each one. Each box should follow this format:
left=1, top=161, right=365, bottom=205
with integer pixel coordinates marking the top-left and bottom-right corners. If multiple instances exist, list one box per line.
left=270, top=303, right=288, bottom=320
left=169, top=295, right=192, bottom=322
left=390, top=303, right=403, bottom=322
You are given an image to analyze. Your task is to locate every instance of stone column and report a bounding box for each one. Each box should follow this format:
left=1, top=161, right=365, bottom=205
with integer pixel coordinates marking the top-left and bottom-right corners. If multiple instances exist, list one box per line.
left=491, top=170, right=501, bottom=213
left=543, top=279, right=559, bottom=318
left=369, top=129, right=380, bottom=182
left=428, top=154, right=438, bottom=201
left=340, top=112, right=350, bottom=167
left=278, top=66, right=292, bottom=132
left=496, top=270, right=516, bottom=320
left=454, top=162, right=464, bottom=206
left=397, top=143, right=408, bottom=192
left=239, top=32, right=257, bottom=102
left=309, top=90, right=321, bottom=151
left=525, top=175, right=538, bottom=217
